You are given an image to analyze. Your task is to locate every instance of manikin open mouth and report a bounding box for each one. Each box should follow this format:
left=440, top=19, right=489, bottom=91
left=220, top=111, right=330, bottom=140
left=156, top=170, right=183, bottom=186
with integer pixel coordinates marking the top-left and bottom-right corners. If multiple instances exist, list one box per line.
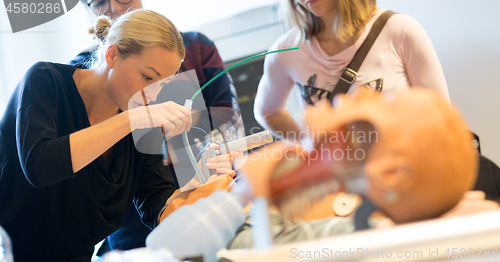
left=269, top=120, right=376, bottom=221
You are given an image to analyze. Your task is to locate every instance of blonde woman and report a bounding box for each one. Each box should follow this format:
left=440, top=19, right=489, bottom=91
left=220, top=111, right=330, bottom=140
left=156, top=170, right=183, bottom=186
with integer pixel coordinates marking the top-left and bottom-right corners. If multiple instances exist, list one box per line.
left=72, top=0, right=243, bottom=253
left=255, top=0, right=450, bottom=140
left=0, top=9, right=233, bottom=261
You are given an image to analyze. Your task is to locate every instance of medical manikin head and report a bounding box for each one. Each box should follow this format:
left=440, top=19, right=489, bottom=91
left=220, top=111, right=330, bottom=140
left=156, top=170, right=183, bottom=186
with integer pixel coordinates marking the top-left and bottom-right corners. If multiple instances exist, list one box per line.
left=242, top=89, right=478, bottom=224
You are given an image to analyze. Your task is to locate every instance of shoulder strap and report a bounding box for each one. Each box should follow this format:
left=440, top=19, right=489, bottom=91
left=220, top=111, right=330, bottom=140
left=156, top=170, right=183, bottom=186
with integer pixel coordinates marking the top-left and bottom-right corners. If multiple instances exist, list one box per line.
left=327, top=10, right=395, bottom=103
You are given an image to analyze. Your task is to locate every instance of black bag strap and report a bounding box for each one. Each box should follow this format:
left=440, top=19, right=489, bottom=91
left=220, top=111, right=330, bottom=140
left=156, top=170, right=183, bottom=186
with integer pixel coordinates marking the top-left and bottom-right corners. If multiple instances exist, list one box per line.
left=327, top=10, right=395, bottom=103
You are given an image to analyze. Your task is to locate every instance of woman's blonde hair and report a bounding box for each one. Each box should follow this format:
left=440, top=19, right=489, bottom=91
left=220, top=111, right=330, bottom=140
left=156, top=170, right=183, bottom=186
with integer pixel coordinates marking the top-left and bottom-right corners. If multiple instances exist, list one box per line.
left=89, top=9, right=185, bottom=72
left=280, top=0, right=377, bottom=43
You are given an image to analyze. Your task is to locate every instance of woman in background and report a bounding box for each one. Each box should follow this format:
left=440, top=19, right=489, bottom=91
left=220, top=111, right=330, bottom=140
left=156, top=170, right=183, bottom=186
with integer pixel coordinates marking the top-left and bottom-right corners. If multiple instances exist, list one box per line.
left=254, top=0, right=450, bottom=141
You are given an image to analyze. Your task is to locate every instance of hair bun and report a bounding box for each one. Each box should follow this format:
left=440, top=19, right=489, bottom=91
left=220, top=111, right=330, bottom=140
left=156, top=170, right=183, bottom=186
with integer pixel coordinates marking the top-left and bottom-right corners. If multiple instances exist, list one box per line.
left=89, top=16, right=112, bottom=42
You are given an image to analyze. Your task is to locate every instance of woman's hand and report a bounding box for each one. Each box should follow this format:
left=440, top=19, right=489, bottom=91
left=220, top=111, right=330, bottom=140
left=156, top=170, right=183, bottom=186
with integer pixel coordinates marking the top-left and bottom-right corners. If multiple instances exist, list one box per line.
left=440, top=191, right=499, bottom=218
left=204, top=144, right=244, bottom=177
left=374, top=191, right=499, bottom=229
left=129, top=101, right=192, bottom=137
left=179, top=144, right=243, bottom=192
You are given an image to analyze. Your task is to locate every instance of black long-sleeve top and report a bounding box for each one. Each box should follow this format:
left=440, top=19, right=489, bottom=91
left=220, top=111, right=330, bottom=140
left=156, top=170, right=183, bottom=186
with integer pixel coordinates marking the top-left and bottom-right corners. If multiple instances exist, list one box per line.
left=0, top=62, right=177, bottom=261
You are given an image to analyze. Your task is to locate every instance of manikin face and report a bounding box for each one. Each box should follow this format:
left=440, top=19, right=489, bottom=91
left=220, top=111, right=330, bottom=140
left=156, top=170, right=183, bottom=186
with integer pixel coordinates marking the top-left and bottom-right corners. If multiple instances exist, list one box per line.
left=242, top=89, right=478, bottom=224
left=307, top=90, right=477, bottom=223
left=105, top=45, right=182, bottom=112
left=296, top=0, right=335, bottom=18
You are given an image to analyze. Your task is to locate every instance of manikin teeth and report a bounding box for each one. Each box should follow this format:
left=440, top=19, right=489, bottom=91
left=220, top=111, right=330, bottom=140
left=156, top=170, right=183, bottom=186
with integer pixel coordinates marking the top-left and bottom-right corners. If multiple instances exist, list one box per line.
left=276, top=179, right=345, bottom=222
left=317, top=183, right=328, bottom=200
left=327, top=178, right=341, bottom=194
left=271, top=157, right=365, bottom=221
left=292, top=194, right=303, bottom=221
left=279, top=202, right=292, bottom=222
left=309, top=186, right=321, bottom=207
left=300, top=187, right=313, bottom=216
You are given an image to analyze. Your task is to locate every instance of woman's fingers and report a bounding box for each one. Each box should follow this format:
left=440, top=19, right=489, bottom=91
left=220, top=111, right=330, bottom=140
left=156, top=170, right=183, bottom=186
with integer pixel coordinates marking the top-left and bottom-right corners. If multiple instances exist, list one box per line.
left=230, top=150, right=244, bottom=159
left=198, top=145, right=241, bottom=177
left=215, top=168, right=236, bottom=177
left=176, top=104, right=192, bottom=132
left=205, top=149, right=244, bottom=171
left=206, top=153, right=230, bottom=162
left=462, top=190, right=486, bottom=200
left=151, top=101, right=192, bottom=136
left=161, top=114, right=179, bottom=137
left=165, top=113, right=184, bottom=136
left=166, top=101, right=192, bottom=132
left=206, top=160, right=232, bottom=169
left=161, top=121, right=176, bottom=137
left=208, top=143, right=219, bottom=150
left=441, top=196, right=500, bottom=218
left=165, top=106, right=190, bottom=135
left=130, top=100, right=192, bottom=134
left=163, top=111, right=185, bottom=136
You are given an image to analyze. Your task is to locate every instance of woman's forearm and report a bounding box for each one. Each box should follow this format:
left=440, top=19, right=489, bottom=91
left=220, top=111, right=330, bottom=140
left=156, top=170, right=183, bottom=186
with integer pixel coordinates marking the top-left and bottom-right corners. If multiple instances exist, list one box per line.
left=69, top=111, right=132, bottom=173
left=261, top=111, right=303, bottom=142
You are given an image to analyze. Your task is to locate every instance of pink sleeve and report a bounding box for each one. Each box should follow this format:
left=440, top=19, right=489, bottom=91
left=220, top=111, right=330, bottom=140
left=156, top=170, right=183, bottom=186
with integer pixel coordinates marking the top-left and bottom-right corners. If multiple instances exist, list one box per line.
left=398, top=15, right=451, bottom=103
left=254, top=42, right=296, bottom=129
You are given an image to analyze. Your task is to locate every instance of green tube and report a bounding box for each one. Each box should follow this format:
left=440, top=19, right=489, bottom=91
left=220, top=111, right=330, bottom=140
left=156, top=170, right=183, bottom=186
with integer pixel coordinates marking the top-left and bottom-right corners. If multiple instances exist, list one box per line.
left=190, top=47, right=299, bottom=101
left=183, top=130, right=206, bottom=184
left=184, top=47, right=299, bottom=184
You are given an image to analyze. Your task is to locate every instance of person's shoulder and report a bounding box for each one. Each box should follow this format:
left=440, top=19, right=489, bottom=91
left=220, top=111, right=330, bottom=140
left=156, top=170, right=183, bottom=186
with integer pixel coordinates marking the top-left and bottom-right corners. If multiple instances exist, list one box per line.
left=181, top=31, right=215, bottom=48
left=26, top=62, right=75, bottom=79
left=25, top=62, right=60, bottom=79
left=266, top=28, right=302, bottom=65
left=29, top=61, right=56, bottom=70
left=274, top=27, right=302, bottom=49
left=381, top=11, right=430, bottom=45
left=15, top=62, right=73, bottom=105
left=21, top=62, right=77, bottom=97
left=389, top=11, right=420, bottom=24
left=384, top=11, right=423, bottom=33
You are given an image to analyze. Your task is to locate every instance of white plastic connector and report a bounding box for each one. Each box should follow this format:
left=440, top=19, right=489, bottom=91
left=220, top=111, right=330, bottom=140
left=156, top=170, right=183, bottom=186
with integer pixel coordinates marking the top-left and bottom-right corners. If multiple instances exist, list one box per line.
left=184, top=99, right=193, bottom=109
left=218, top=130, right=273, bottom=154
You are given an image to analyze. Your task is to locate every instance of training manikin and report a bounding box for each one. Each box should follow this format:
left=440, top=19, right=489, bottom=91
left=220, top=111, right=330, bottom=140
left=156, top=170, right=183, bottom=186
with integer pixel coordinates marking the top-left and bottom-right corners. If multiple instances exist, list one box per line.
left=228, top=88, right=479, bottom=248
